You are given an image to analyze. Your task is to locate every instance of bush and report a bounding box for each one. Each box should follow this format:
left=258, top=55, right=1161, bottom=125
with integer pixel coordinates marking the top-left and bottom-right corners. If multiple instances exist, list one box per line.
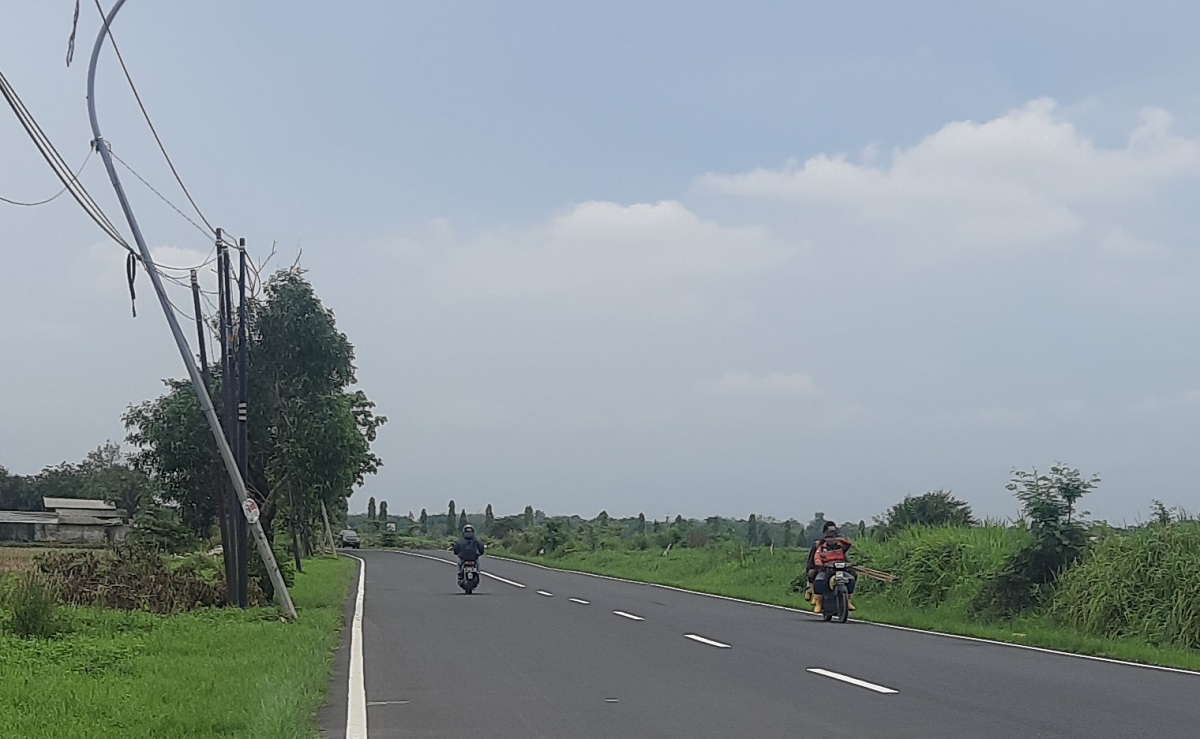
left=3, top=570, right=62, bottom=639
left=1052, top=520, right=1200, bottom=650
left=37, top=543, right=225, bottom=613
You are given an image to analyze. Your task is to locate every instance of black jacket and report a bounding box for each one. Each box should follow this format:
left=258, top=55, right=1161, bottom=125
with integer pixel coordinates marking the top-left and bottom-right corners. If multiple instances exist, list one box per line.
left=453, top=534, right=485, bottom=561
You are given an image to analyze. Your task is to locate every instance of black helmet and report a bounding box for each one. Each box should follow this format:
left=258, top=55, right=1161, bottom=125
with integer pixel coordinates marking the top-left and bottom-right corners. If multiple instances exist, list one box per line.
left=822, top=521, right=838, bottom=533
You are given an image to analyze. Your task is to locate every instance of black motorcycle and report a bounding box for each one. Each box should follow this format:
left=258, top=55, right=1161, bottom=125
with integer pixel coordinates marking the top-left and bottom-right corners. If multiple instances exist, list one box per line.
left=458, top=560, right=480, bottom=595
left=819, top=561, right=854, bottom=623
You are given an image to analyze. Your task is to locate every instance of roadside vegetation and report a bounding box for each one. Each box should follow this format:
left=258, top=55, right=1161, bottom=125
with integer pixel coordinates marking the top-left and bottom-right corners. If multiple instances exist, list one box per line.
left=0, top=552, right=355, bottom=739
left=0, top=267, right=382, bottom=737
left=402, top=467, right=1200, bottom=671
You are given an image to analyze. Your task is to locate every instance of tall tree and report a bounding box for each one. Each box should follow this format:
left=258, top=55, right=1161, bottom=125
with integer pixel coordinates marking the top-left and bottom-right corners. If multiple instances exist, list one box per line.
left=637, top=512, right=647, bottom=534
left=782, top=520, right=793, bottom=548
left=367, top=497, right=377, bottom=522
left=523, top=505, right=534, bottom=529
left=419, top=508, right=428, bottom=534
left=447, top=500, right=457, bottom=535
left=124, top=267, right=386, bottom=571
left=747, top=514, right=759, bottom=546
left=484, top=504, right=495, bottom=531
left=458, top=510, right=468, bottom=530
left=378, top=500, right=388, bottom=524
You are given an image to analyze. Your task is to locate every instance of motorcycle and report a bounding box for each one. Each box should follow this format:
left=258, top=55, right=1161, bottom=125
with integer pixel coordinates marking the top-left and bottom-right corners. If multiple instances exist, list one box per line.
left=458, top=560, right=480, bottom=595
left=819, top=561, right=855, bottom=623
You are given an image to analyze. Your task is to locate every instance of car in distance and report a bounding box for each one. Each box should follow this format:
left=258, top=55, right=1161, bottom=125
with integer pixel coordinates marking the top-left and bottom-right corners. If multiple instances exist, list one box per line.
left=339, top=529, right=361, bottom=548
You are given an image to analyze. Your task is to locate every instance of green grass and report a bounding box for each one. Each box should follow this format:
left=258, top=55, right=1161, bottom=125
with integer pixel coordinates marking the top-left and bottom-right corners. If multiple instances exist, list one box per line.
left=0, top=555, right=357, bottom=739
left=498, top=546, right=1200, bottom=672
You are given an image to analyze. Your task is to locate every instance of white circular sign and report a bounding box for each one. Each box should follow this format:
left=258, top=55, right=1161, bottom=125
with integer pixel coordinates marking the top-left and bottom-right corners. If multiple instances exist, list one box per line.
left=242, top=498, right=261, bottom=524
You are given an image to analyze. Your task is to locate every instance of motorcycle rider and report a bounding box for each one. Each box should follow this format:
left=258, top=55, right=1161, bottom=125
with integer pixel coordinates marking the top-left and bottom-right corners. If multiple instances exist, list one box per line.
left=806, top=523, right=855, bottom=614
left=452, top=524, right=486, bottom=582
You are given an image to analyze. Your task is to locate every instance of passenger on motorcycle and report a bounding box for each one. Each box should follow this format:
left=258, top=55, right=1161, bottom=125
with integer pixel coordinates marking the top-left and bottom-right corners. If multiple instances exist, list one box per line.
left=453, top=524, right=486, bottom=580
left=806, top=524, right=855, bottom=614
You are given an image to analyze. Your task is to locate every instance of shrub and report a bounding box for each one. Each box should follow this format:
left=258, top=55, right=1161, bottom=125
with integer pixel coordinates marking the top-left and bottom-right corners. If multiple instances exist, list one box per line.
left=37, top=543, right=226, bottom=613
left=4, top=569, right=62, bottom=639
left=1052, top=520, right=1200, bottom=650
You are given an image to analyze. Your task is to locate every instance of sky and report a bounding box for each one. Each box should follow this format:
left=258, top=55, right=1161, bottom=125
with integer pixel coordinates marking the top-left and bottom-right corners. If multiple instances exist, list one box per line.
left=3, top=2, right=1199, bottom=526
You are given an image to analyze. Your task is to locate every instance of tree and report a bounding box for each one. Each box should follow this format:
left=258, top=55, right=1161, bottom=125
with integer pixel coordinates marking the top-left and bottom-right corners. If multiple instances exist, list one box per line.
left=523, top=505, right=535, bottom=529
left=782, top=520, right=793, bottom=548
left=596, top=510, right=610, bottom=527
left=747, top=514, right=759, bottom=546
left=378, top=501, right=388, bottom=524
left=447, top=501, right=457, bottom=535
left=458, top=510, right=468, bottom=531
left=873, top=490, right=975, bottom=539
left=419, top=508, right=428, bottom=534
left=802, top=512, right=828, bottom=544
left=123, top=267, right=386, bottom=582
left=637, top=512, right=647, bottom=535
left=485, top=504, right=495, bottom=531
left=972, top=465, right=1099, bottom=619
left=0, top=466, right=39, bottom=511
left=367, top=497, right=377, bottom=522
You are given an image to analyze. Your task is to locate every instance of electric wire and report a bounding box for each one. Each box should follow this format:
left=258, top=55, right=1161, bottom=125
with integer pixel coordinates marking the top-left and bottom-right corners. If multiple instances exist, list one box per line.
left=109, top=149, right=212, bottom=240
left=92, top=0, right=216, bottom=235
left=1, top=148, right=92, bottom=206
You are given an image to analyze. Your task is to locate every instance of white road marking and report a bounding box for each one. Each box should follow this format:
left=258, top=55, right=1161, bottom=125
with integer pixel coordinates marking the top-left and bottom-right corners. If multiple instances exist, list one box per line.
left=807, top=668, right=898, bottom=694
left=346, top=555, right=368, bottom=738
left=488, top=554, right=1200, bottom=678
left=605, top=699, right=619, bottom=703
left=612, top=610, right=644, bottom=621
left=569, top=598, right=590, bottom=604
left=536, top=590, right=554, bottom=597
left=367, top=700, right=410, bottom=707
left=684, top=634, right=732, bottom=649
left=401, top=551, right=527, bottom=588
left=482, top=571, right=527, bottom=588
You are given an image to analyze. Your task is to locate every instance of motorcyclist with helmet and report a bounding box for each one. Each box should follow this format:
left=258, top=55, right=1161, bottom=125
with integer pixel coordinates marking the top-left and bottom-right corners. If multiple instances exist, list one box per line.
left=452, top=524, right=486, bottom=582
left=805, top=521, right=856, bottom=614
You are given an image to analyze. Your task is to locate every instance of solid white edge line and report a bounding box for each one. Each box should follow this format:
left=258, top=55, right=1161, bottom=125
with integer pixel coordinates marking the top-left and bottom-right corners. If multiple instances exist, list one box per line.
left=613, top=610, right=645, bottom=621
left=568, top=598, right=590, bottom=604
left=685, top=634, right=732, bottom=649
left=487, top=554, right=1200, bottom=678
left=345, top=555, right=368, bottom=739
left=807, top=668, right=898, bottom=694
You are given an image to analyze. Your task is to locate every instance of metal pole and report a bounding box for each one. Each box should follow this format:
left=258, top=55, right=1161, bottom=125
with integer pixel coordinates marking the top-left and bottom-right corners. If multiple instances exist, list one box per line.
left=236, top=239, right=250, bottom=606
left=218, top=236, right=243, bottom=607
left=214, top=233, right=238, bottom=606
left=197, top=262, right=235, bottom=604
left=86, top=0, right=295, bottom=619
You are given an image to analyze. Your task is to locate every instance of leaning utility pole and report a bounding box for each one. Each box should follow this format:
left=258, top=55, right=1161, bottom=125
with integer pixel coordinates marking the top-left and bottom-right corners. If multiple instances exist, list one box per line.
left=87, top=0, right=295, bottom=619
left=235, top=239, right=251, bottom=606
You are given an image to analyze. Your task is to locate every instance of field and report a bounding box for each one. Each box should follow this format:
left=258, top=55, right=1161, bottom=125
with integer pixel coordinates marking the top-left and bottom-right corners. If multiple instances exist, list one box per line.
left=0, top=553, right=356, bottom=739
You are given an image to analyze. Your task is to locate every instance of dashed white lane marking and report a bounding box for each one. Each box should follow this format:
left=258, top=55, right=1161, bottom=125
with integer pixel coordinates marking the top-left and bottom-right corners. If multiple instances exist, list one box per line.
left=684, top=634, right=732, bottom=649
left=807, top=668, right=898, bottom=694
left=605, top=699, right=619, bottom=703
left=367, top=700, right=410, bottom=706
left=536, top=590, right=554, bottom=597
left=482, top=571, right=527, bottom=588
left=612, top=610, right=645, bottom=621
left=345, top=555, right=368, bottom=739
left=569, top=598, right=590, bottom=604
left=402, top=551, right=455, bottom=565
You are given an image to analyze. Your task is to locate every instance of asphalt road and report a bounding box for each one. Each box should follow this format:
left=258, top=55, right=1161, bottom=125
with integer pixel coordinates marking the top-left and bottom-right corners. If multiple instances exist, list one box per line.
left=321, top=550, right=1200, bottom=738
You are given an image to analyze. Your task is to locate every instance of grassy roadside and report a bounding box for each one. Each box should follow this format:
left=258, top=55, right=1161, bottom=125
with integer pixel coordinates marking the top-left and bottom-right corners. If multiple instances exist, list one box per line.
left=495, top=548, right=1200, bottom=672
left=0, top=554, right=357, bottom=739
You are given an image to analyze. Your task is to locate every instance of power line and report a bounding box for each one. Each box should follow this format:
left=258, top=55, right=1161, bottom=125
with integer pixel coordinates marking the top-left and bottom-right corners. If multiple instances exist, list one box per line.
left=109, top=149, right=212, bottom=240
left=91, top=0, right=216, bottom=236
left=1, top=148, right=92, bottom=206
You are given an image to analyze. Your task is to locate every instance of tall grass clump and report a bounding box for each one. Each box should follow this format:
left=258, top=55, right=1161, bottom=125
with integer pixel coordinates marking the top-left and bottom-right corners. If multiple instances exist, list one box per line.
left=1053, top=519, right=1200, bottom=650
left=2, top=569, right=62, bottom=639
left=854, top=525, right=1020, bottom=611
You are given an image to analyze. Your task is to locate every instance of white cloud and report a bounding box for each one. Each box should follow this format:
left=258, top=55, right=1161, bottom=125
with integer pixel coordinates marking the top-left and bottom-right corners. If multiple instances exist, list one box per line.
left=697, top=99, right=1200, bottom=271
left=697, top=371, right=819, bottom=398
left=389, top=200, right=785, bottom=320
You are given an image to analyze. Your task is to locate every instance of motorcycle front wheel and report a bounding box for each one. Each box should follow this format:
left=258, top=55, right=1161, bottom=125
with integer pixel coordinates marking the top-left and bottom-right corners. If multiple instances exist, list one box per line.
left=834, top=588, right=849, bottom=623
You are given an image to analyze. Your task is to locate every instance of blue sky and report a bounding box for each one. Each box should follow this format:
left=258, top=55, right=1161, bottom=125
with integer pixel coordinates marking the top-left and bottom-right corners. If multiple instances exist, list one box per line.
left=3, top=2, right=1199, bottom=524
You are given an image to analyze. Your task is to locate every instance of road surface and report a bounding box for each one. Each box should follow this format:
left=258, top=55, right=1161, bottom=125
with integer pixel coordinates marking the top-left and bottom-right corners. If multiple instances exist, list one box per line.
left=320, top=550, right=1200, bottom=738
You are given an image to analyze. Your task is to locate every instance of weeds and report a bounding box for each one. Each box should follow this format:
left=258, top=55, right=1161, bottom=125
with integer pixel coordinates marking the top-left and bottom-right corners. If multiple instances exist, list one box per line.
left=3, top=569, right=61, bottom=639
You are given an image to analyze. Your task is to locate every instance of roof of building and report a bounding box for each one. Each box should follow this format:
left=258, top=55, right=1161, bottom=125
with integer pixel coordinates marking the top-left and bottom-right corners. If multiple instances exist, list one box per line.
left=0, top=511, right=58, bottom=525
left=57, top=512, right=129, bottom=527
left=42, top=497, right=119, bottom=512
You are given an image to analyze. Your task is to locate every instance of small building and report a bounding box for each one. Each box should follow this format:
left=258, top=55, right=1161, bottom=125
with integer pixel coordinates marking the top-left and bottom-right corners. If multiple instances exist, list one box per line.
left=0, top=497, right=131, bottom=546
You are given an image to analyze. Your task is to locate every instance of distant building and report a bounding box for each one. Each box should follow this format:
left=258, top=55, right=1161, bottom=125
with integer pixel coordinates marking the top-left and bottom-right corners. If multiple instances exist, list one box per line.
left=0, top=497, right=130, bottom=546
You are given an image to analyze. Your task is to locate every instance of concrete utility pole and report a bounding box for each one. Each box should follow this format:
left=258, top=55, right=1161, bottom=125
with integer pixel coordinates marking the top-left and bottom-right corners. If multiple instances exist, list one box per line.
left=87, top=0, right=296, bottom=619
